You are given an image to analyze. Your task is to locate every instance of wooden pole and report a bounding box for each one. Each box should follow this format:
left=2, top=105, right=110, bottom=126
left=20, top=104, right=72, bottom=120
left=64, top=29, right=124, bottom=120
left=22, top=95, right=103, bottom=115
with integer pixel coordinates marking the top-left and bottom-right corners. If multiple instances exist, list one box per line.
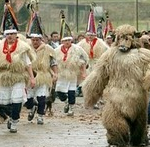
left=76, top=0, right=78, bottom=32
left=135, top=0, right=138, bottom=31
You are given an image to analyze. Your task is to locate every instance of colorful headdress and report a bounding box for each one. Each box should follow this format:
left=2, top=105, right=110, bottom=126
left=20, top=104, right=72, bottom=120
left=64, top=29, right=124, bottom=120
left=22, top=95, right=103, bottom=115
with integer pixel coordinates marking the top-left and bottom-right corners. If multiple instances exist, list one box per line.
left=103, top=11, right=113, bottom=39
left=1, top=0, right=18, bottom=35
left=26, top=0, right=43, bottom=38
left=60, top=10, right=72, bottom=41
left=86, top=8, right=96, bottom=35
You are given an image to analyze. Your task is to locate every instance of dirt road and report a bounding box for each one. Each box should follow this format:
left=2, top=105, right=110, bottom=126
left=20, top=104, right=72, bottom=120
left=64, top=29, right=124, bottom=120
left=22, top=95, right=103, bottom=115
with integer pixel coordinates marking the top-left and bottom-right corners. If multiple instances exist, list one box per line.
left=0, top=97, right=108, bottom=147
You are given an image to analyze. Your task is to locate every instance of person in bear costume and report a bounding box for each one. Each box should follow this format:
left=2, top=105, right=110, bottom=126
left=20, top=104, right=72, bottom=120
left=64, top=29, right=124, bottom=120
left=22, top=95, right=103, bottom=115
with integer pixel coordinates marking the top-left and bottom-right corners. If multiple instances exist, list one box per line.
left=82, top=24, right=150, bottom=146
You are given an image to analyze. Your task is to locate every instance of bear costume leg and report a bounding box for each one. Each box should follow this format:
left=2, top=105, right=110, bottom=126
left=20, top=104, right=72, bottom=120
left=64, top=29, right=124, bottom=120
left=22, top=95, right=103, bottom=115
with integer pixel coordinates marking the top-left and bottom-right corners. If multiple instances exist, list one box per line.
left=102, top=103, right=129, bottom=146
left=129, top=111, right=147, bottom=146
left=102, top=102, right=148, bottom=146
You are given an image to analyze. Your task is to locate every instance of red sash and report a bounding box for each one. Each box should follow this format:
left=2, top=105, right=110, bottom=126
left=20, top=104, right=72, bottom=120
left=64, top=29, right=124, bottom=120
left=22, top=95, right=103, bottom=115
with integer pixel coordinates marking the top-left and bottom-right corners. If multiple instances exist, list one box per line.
left=61, top=45, right=71, bottom=61
left=86, top=38, right=97, bottom=59
left=3, top=39, right=18, bottom=63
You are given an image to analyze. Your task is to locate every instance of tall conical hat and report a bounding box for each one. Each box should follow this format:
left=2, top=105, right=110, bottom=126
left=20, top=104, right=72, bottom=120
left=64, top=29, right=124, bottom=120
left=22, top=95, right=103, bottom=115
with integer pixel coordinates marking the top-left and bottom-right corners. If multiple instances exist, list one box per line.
left=27, top=12, right=43, bottom=38
left=86, top=9, right=96, bottom=35
left=103, top=11, right=113, bottom=39
left=60, top=10, right=72, bottom=41
left=1, top=0, right=18, bottom=35
left=26, top=1, right=43, bottom=38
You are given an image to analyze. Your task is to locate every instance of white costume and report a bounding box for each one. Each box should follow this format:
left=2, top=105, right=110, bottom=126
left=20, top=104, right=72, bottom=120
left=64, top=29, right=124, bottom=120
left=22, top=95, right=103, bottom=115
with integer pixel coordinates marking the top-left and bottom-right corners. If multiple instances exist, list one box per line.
left=55, top=43, right=88, bottom=92
left=0, top=38, right=35, bottom=104
left=27, top=43, right=56, bottom=98
left=78, top=37, right=109, bottom=73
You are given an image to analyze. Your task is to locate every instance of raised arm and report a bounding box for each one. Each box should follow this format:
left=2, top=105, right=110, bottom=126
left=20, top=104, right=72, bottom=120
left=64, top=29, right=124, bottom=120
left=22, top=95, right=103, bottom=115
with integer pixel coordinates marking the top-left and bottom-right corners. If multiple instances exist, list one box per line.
left=82, top=50, right=110, bottom=108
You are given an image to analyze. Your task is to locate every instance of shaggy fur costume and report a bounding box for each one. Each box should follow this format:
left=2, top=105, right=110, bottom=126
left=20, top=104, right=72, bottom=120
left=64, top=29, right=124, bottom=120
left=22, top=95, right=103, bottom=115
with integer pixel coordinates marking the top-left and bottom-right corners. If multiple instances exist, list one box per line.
left=55, top=43, right=88, bottom=80
left=77, top=38, right=109, bottom=73
left=0, top=38, right=36, bottom=87
left=82, top=24, right=150, bottom=146
left=0, top=37, right=36, bottom=122
left=30, top=43, right=55, bottom=87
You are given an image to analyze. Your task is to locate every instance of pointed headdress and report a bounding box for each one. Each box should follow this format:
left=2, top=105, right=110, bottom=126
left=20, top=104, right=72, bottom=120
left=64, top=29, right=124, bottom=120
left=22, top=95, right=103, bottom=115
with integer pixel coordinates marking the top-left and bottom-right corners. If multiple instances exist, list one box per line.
left=60, top=10, right=72, bottom=41
left=86, top=5, right=96, bottom=36
left=1, top=0, right=18, bottom=35
left=103, top=11, right=113, bottom=39
left=26, top=0, right=43, bottom=38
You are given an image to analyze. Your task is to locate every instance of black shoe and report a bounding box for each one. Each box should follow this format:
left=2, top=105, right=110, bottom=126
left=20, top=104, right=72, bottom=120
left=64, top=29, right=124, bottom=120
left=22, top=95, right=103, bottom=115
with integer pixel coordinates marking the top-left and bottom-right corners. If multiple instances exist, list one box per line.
left=64, top=104, right=69, bottom=113
left=7, top=119, right=11, bottom=129
left=10, top=128, right=17, bottom=133
left=28, top=106, right=37, bottom=121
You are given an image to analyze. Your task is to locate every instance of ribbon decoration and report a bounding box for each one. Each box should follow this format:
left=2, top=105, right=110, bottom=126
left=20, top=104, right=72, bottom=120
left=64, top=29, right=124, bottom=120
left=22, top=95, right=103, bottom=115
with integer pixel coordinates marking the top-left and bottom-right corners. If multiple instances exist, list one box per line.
left=61, top=45, right=71, bottom=61
left=86, top=37, right=97, bottom=59
left=3, top=39, right=18, bottom=63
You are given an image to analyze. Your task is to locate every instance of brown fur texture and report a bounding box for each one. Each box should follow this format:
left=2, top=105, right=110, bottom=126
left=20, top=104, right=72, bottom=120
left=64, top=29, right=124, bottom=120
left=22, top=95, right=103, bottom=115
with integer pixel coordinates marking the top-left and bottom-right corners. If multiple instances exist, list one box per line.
left=82, top=24, right=150, bottom=146
left=140, top=34, right=150, bottom=50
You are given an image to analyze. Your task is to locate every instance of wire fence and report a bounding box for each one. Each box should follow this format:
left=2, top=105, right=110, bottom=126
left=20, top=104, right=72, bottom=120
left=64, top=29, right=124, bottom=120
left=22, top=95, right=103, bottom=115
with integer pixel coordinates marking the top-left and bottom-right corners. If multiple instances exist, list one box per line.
left=38, top=1, right=150, bottom=35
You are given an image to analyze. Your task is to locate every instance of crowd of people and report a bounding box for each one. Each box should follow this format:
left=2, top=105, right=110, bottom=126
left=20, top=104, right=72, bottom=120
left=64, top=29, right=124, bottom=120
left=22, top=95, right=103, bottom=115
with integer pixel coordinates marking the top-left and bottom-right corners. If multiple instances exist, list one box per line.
left=1, top=25, right=150, bottom=128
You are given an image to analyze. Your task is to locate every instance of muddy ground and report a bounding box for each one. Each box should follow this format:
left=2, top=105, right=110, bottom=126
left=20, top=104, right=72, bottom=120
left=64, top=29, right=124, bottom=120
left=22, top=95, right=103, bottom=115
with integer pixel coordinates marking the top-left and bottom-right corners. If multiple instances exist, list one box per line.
left=0, top=97, right=109, bottom=147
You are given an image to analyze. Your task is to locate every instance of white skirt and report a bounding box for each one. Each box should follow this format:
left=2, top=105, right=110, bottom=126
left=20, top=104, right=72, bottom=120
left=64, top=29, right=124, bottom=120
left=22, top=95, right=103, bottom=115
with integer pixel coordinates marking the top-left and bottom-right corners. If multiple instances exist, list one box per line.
left=55, top=77, right=77, bottom=93
left=0, top=83, right=27, bottom=105
left=27, top=85, right=49, bottom=98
